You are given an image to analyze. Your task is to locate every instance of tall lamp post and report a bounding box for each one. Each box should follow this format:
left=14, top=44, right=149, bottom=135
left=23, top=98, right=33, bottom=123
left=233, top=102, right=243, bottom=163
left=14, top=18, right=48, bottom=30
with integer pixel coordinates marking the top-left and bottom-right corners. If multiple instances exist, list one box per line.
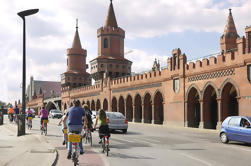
left=17, top=9, right=39, bottom=136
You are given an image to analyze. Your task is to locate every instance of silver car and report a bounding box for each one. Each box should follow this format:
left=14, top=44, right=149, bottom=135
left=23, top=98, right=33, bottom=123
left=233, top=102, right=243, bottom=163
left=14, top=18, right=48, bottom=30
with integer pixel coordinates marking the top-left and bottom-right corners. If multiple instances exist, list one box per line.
left=93, top=112, right=128, bottom=133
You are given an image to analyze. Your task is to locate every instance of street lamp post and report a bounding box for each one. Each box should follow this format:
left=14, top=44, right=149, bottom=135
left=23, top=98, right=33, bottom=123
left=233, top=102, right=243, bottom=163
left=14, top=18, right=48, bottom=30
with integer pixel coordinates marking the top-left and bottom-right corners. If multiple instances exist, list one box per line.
left=17, top=9, right=39, bottom=136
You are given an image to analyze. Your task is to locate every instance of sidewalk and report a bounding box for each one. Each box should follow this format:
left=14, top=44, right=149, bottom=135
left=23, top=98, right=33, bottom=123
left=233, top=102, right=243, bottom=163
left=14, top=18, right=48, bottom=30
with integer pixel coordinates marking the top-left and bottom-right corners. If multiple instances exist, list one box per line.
left=0, top=122, right=57, bottom=166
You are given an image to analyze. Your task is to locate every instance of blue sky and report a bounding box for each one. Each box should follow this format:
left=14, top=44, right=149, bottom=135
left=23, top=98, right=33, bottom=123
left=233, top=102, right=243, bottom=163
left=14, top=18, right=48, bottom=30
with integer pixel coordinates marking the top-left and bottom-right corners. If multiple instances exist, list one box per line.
left=0, top=0, right=250, bottom=104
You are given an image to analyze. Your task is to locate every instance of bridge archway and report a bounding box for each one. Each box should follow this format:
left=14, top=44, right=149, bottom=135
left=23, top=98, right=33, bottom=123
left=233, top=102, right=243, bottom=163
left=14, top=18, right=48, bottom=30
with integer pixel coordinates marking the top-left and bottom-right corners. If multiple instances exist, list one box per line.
left=134, top=94, right=142, bottom=123
left=126, top=95, right=133, bottom=121
left=46, top=101, right=57, bottom=112
left=64, top=103, right=67, bottom=112
left=187, top=87, right=201, bottom=128
left=154, top=91, right=163, bottom=124
left=103, top=99, right=108, bottom=111
left=203, top=85, right=218, bottom=129
left=87, top=101, right=90, bottom=108
left=91, top=100, right=95, bottom=111
left=96, top=99, right=101, bottom=111
left=144, top=93, right=152, bottom=123
left=119, top=96, right=125, bottom=115
left=112, top=97, right=117, bottom=112
left=221, top=82, right=239, bottom=121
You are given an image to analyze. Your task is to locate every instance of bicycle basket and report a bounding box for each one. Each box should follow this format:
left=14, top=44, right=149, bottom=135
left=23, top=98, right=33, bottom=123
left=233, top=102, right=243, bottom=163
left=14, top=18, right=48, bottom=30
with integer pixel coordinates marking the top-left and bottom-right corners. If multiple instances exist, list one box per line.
left=64, top=129, right=67, bottom=134
left=28, top=117, right=33, bottom=120
left=68, top=133, right=81, bottom=143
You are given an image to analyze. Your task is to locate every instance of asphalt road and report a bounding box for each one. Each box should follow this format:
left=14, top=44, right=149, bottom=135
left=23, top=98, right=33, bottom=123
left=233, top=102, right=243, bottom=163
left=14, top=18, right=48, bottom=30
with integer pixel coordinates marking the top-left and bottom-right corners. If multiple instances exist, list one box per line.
left=27, top=117, right=251, bottom=166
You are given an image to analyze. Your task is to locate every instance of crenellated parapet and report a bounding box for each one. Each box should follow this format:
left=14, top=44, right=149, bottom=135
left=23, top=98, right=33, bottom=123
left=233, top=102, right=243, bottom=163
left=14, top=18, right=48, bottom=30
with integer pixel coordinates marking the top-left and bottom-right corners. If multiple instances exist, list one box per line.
left=97, top=26, right=125, bottom=38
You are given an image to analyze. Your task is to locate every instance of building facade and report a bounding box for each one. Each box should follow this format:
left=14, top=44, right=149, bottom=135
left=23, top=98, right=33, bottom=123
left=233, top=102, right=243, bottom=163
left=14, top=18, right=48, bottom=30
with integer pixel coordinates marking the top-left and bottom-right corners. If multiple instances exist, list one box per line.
left=61, top=3, right=251, bottom=130
left=25, top=76, right=61, bottom=114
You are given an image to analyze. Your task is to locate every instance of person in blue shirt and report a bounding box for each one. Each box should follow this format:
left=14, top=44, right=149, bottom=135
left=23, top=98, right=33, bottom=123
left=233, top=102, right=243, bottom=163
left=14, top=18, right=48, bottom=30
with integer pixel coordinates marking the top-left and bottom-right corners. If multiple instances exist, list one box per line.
left=14, top=105, right=19, bottom=123
left=63, top=99, right=87, bottom=159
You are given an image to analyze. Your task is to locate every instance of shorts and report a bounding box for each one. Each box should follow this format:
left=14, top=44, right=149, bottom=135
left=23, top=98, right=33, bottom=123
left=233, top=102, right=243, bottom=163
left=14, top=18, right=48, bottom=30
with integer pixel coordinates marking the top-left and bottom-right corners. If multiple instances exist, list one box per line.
left=40, top=117, right=48, bottom=125
left=98, top=125, right=110, bottom=139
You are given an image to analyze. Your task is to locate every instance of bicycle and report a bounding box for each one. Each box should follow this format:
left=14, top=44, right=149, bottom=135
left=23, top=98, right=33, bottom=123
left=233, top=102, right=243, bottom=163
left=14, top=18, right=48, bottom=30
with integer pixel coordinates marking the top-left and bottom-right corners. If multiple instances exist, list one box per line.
left=64, top=128, right=68, bottom=148
left=84, top=128, right=92, bottom=146
left=27, top=117, right=32, bottom=130
left=100, top=133, right=110, bottom=156
left=68, top=131, right=82, bottom=166
left=41, top=119, right=48, bottom=136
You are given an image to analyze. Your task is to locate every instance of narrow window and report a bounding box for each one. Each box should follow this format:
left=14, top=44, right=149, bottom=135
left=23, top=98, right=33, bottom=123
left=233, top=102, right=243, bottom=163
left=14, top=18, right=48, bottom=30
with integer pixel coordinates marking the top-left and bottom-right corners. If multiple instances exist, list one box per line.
left=248, top=65, right=251, bottom=83
left=104, top=38, right=108, bottom=48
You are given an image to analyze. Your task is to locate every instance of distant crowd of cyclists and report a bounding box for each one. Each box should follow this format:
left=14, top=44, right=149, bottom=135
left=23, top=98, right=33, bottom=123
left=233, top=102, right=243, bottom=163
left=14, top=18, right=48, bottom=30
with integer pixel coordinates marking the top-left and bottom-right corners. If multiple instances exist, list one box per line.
left=7, top=99, right=110, bottom=159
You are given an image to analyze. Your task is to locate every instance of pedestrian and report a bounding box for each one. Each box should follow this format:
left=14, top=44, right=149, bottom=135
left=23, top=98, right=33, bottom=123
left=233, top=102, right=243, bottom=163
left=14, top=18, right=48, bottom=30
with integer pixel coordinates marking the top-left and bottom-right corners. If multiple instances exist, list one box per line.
left=63, top=99, right=87, bottom=159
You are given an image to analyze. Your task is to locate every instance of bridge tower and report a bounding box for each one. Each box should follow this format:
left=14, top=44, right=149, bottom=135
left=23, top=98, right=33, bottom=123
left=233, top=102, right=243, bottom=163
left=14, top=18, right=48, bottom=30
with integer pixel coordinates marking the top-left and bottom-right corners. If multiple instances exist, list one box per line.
left=90, top=0, right=132, bottom=82
left=61, top=19, right=91, bottom=88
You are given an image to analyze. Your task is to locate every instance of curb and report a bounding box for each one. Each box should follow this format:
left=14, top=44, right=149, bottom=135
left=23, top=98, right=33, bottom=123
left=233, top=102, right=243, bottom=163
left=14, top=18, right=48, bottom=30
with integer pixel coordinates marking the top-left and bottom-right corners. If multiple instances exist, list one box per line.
left=51, top=149, right=59, bottom=166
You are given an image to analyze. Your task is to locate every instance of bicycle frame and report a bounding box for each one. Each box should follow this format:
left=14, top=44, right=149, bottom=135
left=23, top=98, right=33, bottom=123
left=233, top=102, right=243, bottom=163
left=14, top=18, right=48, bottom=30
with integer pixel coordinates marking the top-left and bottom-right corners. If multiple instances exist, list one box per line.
left=68, top=133, right=81, bottom=166
left=101, top=134, right=109, bottom=156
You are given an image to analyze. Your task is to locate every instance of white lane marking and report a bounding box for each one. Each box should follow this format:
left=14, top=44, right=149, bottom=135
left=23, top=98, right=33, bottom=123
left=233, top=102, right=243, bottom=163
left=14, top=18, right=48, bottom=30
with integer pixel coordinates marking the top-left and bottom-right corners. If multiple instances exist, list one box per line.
left=227, top=145, right=251, bottom=152
left=180, top=153, right=212, bottom=166
left=140, top=137, right=161, bottom=143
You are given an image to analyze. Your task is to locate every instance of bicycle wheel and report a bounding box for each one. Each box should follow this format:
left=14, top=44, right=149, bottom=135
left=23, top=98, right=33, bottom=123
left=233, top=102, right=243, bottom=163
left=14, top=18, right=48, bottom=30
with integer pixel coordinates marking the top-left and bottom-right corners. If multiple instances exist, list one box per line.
left=90, top=132, right=92, bottom=146
left=44, top=124, right=47, bottom=136
left=106, top=144, right=109, bottom=156
left=102, top=138, right=105, bottom=153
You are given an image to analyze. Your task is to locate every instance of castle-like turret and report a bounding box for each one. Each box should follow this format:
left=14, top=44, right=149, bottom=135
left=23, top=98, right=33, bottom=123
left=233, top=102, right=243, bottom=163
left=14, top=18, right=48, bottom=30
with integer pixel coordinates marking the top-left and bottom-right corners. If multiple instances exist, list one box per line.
left=220, top=9, right=239, bottom=53
left=90, top=0, right=132, bottom=81
left=61, top=20, right=91, bottom=88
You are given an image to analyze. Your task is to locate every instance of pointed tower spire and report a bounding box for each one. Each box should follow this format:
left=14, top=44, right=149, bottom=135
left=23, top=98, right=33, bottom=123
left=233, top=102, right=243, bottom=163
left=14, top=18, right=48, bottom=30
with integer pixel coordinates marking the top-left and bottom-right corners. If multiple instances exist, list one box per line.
left=223, top=9, right=239, bottom=37
left=104, top=0, right=118, bottom=28
left=220, top=9, right=239, bottom=52
left=72, top=19, right=82, bottom=49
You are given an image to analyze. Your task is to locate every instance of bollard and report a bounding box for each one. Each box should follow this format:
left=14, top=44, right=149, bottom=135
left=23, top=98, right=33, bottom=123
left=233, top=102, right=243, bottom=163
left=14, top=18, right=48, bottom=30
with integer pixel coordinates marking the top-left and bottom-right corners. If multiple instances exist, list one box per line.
left=17, top=114, right=26, bottom=136
left=0, top=110, right=3, bottom=125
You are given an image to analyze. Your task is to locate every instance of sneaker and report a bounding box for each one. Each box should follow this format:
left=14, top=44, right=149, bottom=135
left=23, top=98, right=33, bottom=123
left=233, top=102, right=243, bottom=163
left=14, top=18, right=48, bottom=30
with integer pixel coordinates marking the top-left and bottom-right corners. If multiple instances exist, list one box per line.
left=62, top=140, right=65, bottom=145
left=67, top=152, right=71, bottom=159
left=80, top=151, right=84, bottom=155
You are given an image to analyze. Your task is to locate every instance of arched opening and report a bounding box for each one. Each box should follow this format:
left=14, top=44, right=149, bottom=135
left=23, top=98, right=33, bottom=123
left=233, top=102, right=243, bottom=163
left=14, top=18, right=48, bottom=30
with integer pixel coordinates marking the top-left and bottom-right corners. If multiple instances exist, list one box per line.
left=91, top=100, right=95, bottom=111
left=87, top=101, right=90, bottom=109
left=119, top=96, right=125, bottom=115
left=154, top=91, right=163, bottom=124
left=103, top=99, right=108, bottom=111
left=221, top=83, right=239, bottom=121
left=134, top=94, right=142, bottom=123
left=46, top=101, right=57, bottom=112
left=203, top=85, right=218, bottom=129
left=96, top=99, right=101, bottom=111
left=126, top=95, right=133, bottom=121
left=70, top=102, right=73, bottom=107
left=112, top=97, right=117, bottom=112
left=187, top=87, right=200, bottom=128
left=144, top=93, right=152, bottom=123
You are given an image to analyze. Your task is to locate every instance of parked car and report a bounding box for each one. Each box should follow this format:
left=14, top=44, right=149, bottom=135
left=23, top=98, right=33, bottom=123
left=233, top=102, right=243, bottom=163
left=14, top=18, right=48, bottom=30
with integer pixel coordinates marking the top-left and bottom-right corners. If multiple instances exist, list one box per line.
left=25, top=108, right=36, bottom=118
left=220, top=116, right=251, bottom=144
left=49, top=109, right=63, bottom=119
left=93, top=112, right=128, bottom=133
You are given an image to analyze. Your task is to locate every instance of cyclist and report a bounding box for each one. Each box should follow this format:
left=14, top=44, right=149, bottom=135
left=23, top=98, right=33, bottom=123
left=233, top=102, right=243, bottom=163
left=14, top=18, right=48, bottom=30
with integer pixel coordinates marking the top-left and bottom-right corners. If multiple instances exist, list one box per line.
left=39, top=106, right=48, bottom=129
left=14, top=105, right=19, bottom=122
left=94, top=109, right=110, bottom=144
left=26, top=108, right=33, bottom=128
left=63, top=99, right=87, bottom=159
left=83, top=104, right=93, bottom=138
left=7, top=106, right=15, bottom=122
left=58, top=111, right=69, bottom=145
